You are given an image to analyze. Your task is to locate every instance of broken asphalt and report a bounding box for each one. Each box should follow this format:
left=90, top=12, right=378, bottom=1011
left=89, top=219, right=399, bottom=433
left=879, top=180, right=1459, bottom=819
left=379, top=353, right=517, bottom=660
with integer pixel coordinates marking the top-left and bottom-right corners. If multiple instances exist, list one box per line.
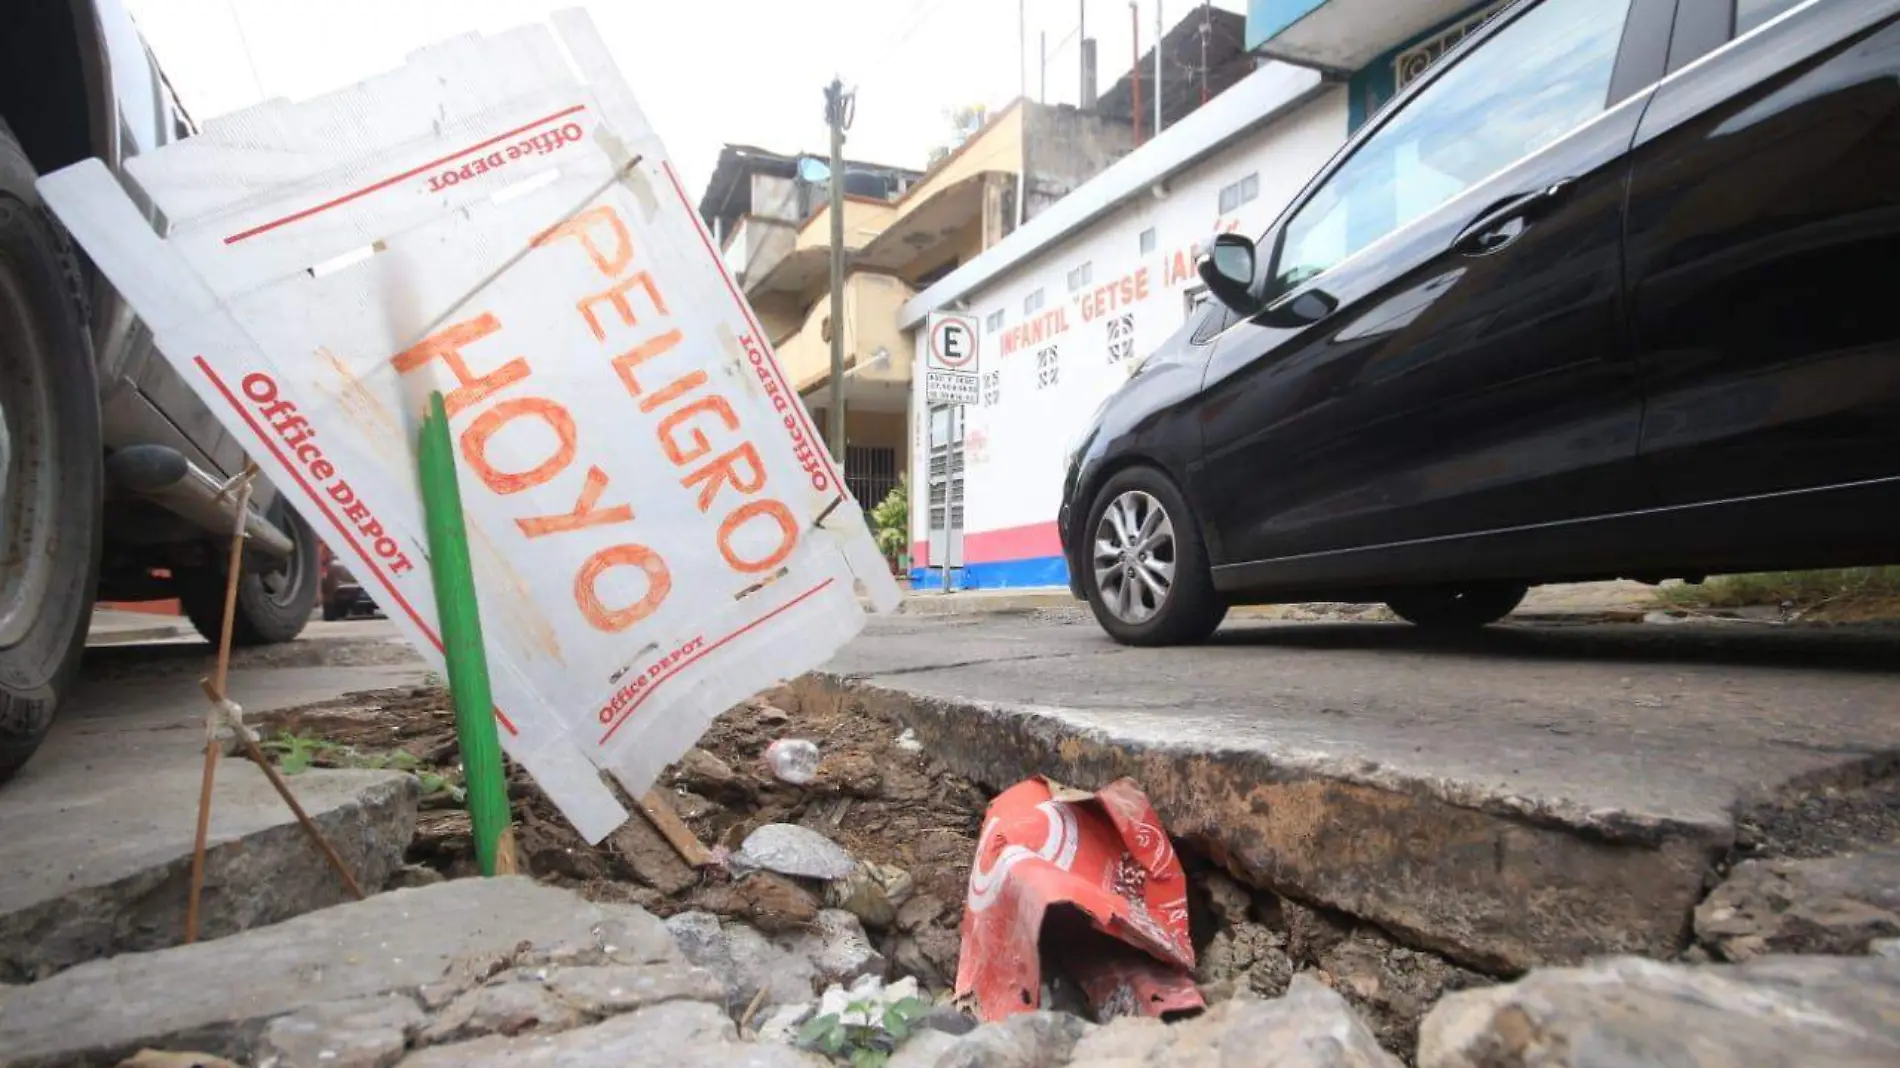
left=805, top=609, right=1900, bottom=973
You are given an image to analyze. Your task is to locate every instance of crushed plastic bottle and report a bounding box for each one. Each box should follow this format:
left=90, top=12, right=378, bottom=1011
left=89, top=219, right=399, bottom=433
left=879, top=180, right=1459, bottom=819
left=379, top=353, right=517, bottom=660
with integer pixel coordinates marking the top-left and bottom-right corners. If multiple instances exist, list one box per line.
left=763, top=737, right=821, bottom=785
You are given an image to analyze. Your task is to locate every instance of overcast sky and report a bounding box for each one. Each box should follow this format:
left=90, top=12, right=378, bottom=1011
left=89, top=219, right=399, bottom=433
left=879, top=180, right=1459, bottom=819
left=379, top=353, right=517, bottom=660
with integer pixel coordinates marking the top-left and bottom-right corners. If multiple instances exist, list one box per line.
left=125, top=0, right=1247, bottom=198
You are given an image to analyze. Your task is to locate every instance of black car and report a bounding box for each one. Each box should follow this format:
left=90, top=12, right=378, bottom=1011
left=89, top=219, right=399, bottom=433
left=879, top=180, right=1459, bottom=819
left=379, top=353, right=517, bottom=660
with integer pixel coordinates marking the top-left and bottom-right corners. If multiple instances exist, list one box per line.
left=1059, top=0, right=1900, bottom=645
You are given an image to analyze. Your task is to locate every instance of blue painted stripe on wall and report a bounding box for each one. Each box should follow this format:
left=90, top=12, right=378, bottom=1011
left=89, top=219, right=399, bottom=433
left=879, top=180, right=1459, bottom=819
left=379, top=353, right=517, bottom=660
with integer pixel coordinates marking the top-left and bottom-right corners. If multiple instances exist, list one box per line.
left=910, top=554, right=1070, bottom=591
left=1246, top=0, right=1327, bottom=51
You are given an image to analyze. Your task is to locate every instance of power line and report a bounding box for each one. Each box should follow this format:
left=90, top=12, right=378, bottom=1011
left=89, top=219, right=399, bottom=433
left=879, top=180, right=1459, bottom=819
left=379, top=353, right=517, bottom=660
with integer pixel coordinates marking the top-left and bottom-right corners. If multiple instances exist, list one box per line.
left=855, top=0, right=953, bottom=85
left=223, top=0, right=269, bottom=103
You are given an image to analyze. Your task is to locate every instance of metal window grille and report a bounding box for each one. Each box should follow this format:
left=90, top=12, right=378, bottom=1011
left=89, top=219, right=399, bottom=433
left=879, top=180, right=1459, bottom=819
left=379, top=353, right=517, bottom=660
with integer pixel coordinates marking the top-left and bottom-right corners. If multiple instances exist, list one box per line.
left=846, top=444, right=899, bottom=515
left=1394, top=2, right=1509, bottom=89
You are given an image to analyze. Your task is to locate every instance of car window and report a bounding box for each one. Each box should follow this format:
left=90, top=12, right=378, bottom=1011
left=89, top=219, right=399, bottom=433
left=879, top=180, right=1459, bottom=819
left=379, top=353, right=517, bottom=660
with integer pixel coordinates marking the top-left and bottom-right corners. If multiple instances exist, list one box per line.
left=1736, top=0, right=1805, bottom=35
left=1270, top=0, right=1635, bottom=295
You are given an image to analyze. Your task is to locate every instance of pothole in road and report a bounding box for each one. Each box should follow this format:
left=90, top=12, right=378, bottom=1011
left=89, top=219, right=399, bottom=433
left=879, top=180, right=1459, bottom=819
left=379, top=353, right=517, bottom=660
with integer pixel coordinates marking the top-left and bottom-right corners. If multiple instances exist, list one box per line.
left=260, top=681, right=988, bottom=1003
left=256, top=679, right=1900, bottom=1065
left=260, top=681, right=1500, bottom=1062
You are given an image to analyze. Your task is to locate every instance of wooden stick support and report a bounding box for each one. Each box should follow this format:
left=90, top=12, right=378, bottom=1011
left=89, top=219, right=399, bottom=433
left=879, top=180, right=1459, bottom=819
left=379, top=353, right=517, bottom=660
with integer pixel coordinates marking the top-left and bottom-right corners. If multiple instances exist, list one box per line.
left=185, top=464, right=369, bottom=944
left=185, top=468, right=256, bottom=944
left=639, top=789, right=714, bottom=867
left=416, top=389, right=515, bottom=876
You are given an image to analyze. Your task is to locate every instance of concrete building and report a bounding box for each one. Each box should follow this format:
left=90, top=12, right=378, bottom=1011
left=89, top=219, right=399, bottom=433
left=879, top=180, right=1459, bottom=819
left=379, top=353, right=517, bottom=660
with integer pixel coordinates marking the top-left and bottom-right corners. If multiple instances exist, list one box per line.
left=898, top=1, right=1509, bottom=589
left=698, top=103, right=1134, bottom=521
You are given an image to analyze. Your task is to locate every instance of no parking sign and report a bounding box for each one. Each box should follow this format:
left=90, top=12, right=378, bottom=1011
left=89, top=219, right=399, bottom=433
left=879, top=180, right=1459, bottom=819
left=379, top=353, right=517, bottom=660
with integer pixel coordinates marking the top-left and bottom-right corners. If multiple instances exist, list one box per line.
left=925, top=311, right=980, bottom=406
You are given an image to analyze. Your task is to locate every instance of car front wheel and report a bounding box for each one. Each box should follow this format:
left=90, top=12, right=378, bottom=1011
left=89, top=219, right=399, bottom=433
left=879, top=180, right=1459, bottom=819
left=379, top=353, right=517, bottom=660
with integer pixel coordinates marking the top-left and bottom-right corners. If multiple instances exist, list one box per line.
left=0, top=121, right=103, bottom=784
left=1386, top=583, right=1528, bottom=630
left=1080, top=467, right=1225, bottom=646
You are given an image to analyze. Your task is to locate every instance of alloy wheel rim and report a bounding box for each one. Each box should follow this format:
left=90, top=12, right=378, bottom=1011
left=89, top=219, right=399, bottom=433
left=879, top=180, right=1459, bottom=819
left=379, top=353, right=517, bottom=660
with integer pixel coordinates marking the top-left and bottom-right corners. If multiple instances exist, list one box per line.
left=1092, top=489, right=1176, bottom=624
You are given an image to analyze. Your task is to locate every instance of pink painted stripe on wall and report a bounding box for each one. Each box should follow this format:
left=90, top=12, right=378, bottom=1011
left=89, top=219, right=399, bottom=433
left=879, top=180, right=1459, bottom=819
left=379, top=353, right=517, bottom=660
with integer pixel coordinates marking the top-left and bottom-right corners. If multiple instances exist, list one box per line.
left=911, top=522, right=1064, bottom=567
left=968, top=521, right=1062, bottom=562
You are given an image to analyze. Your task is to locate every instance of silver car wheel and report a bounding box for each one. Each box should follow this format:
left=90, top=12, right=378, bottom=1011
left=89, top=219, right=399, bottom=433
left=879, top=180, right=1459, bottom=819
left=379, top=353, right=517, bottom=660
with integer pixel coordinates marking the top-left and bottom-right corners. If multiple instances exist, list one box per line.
left=1092, top=489, right=1176, bottom=624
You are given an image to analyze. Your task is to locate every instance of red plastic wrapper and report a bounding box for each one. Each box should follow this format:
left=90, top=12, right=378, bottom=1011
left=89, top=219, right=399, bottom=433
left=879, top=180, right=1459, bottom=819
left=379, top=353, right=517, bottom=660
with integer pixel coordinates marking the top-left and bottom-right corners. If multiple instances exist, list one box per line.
left=955, top=776, right=1203, bottom=1022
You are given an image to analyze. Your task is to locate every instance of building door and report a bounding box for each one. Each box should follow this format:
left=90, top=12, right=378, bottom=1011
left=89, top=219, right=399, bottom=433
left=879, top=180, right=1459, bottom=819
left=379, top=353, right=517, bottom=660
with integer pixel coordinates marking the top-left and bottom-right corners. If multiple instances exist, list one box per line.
left=925, top=404, right=965, bottom=574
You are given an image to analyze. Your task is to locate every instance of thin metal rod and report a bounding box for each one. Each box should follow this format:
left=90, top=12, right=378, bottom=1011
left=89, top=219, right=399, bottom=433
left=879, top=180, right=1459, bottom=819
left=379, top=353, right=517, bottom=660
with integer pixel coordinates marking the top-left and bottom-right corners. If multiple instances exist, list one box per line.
left=185, top=468, right=254, bottom=944
left=1155, top=0, right=1164, bottom=135
left=1130, top=2, right=1142, bottom=144
left=218, top=682, right=366, bottom=901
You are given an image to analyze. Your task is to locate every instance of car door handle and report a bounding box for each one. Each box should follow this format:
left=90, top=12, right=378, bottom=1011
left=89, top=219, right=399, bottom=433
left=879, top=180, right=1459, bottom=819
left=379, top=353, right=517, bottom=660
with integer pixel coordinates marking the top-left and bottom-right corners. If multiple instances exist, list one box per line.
left=1451, top=179, right=1576, bottom=256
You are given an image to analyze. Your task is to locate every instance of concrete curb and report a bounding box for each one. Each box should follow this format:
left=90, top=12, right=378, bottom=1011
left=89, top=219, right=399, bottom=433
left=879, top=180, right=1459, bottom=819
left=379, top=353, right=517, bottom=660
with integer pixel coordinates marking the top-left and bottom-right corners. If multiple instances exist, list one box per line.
left=793, top=673, right=1717, bottom=975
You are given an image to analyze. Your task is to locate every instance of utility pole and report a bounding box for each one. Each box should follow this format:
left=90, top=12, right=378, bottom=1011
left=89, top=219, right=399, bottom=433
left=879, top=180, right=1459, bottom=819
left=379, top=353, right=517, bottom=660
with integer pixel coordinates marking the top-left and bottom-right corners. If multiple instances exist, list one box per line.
left=1079, top=0, right=1089, bottom=105
left=1018, top=0, right=1028, bottom=101
left=823, top=77, right=853, bottom=468
left=1154, top=0, right=1163, bottom=136
left=1201, top=0, right=1210, bottom=105
left=1129, top=1, right=1141, bottom=144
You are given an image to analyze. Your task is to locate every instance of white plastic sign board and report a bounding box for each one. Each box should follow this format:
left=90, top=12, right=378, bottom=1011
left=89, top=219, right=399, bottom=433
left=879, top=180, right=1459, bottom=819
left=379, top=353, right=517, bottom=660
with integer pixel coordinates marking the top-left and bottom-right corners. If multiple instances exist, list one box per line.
left=923, top=311, right=980, bottom=406
left=38, top=11, right=898, bottom=844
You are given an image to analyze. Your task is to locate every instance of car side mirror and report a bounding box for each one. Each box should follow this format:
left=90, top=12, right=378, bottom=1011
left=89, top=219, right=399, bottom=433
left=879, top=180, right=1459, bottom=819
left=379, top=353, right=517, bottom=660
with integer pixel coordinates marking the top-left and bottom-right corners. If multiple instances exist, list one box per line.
left=1258, top=287, right=1339, bottom=329
left=1197, top=233, right=1262, bottom=316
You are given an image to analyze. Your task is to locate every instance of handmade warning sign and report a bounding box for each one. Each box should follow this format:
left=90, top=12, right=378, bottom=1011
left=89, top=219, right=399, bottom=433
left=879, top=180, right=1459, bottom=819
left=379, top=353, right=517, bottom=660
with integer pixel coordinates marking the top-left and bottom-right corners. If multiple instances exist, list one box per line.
left=37, top=11, right=898, bottom=843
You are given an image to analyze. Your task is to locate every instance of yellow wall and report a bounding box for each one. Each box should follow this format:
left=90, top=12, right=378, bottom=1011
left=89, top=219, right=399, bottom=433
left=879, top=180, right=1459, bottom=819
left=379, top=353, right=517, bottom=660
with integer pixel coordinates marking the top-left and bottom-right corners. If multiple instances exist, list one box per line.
left=843, top=273, right=916, bottom=385
left=778, top=273, right=917, bottom=393
left=796, top=197, right=899, bottom=253
left=894, top=104, right=1024, bottom=222
left=896, top=214, right=989, bottom=287
left=750, top=291, right=804, bottom=346
left=792, top=104, right=1026, bottom=266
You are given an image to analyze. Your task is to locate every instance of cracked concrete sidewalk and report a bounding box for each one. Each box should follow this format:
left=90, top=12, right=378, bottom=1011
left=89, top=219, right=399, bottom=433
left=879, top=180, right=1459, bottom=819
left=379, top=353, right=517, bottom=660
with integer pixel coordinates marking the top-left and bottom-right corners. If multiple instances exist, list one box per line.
left=807, top=612, right=1900, bottom=971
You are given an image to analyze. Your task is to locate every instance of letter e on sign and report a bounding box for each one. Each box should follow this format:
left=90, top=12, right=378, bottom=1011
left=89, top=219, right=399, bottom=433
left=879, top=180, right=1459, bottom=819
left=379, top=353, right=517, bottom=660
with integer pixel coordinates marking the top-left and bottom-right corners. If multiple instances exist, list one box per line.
left=924, top=311, right=980, bottom=406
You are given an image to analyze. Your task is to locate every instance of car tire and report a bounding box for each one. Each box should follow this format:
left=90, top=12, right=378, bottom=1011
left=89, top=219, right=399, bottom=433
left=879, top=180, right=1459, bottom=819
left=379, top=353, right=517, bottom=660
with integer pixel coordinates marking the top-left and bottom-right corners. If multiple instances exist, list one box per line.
left=179, top=496, right=320, bottom=646
left=1386, top=583, right=1528, bottom=629
left=1080, top=466, right=1226, bottom=646
left=0, top=122, right=104, bottom=785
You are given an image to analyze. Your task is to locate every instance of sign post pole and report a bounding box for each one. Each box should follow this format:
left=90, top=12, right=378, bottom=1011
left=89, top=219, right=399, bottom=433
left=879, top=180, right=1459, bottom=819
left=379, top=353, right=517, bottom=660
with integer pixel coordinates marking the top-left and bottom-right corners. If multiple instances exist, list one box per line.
left=417, top=390, right=515, bottom=876
left=923, top=312, right=980, bottom=595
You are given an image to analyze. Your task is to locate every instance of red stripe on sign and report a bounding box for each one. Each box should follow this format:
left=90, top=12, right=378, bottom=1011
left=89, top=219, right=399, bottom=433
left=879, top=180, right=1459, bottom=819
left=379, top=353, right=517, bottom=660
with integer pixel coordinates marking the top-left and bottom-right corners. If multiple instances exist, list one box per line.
left=222, top=104, right=589, bottom=244
left=192, top=356, right=519, bottom=736
left=657, top=159, right=846, bottom=494
left=598, top=577, right=836, bottom=745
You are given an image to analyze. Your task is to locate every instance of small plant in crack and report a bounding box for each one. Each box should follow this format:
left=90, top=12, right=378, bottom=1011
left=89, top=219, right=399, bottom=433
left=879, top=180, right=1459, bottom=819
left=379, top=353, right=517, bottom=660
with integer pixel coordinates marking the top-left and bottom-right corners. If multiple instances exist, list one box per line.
left=262, top=731, right=465, bottom=802
left=797, top=996, right=932, bottom=1068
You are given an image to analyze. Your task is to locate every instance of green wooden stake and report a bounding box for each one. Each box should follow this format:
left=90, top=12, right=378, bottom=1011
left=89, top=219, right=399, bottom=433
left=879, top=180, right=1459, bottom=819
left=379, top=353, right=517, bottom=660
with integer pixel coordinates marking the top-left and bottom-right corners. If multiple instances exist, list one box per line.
left=417, top=390, right=515, bottom=876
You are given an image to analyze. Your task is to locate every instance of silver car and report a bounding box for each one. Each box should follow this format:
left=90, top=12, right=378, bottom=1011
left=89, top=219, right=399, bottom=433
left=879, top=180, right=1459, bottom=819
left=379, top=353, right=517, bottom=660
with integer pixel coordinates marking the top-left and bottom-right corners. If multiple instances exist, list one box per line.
left=0, top=0, right=320, bottom=781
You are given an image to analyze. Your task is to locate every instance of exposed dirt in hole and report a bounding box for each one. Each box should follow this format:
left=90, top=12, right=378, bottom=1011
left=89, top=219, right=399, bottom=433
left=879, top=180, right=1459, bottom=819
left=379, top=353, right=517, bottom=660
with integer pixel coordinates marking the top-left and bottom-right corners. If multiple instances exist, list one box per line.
left=1181, top=855, right=1489, bottom=1064
left=260, top=682, right=1495, bottom=1059
left=258, top=681, right=990, bottom=994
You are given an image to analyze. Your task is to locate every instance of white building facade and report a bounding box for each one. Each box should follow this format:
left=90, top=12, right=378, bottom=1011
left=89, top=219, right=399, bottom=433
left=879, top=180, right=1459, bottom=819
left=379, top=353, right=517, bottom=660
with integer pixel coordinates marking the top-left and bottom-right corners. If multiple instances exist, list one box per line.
left=901, top=64, right=1349, bottom=589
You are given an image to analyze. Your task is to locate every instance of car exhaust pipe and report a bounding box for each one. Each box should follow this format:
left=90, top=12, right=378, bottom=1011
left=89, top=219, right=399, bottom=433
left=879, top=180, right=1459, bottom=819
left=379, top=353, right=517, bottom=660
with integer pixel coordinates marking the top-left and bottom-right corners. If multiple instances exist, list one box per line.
left=106, top=445, right=296, bottom=559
